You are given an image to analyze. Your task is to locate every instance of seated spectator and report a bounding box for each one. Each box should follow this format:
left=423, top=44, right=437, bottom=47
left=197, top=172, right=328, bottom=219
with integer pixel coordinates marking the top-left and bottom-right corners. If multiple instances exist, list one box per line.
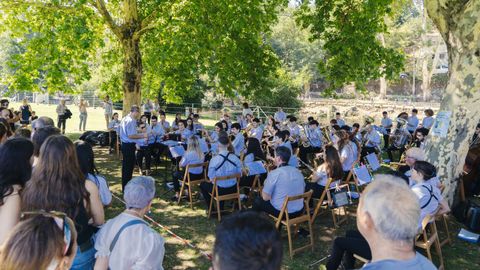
left=253, top=146, right=305, bottom=218
left=31, top=126, right=61, bottom=167
left=410, top=161, right=450, bottom=226
left=397, top=147, right=426, bottom=185
left=212, top=211, right=282, bottom=270
left=95, top=176, right=165, bottom=270
left=30, top=116, right=55, bottom=138
left=22, top=135, right=104, bottom=269
left=171, top=136, right=205, bottom=201
left=0, top=138, right=34, bottom=245
left=305, top=144, right=344, bottom=199
left=200, top=135, right=242, bottom=210
left=14, top=127, right=31, bottom=139
left=0, top=122, right=8, bottom=144
left=75, top=140, right=112, bottom=206
left=0, top=212, right=78, bottom=270
left=0, top=118, right=12, bottom=139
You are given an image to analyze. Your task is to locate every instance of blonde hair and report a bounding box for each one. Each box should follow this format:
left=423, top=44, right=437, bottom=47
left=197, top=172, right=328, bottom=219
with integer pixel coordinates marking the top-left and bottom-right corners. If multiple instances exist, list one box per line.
left=360, top=175, right=420, bottom=242
left=405, top=147, right=425, bottom=161
left=187, top=136, right=204, bottom=160
left=0, top=215, right=77, bottom=270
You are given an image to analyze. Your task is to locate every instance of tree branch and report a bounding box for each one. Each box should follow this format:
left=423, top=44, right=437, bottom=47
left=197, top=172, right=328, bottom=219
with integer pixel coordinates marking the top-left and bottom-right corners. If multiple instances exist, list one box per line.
left=92, top=0, right=122, bottom=38
left=135, top=7, right=162, bottom=38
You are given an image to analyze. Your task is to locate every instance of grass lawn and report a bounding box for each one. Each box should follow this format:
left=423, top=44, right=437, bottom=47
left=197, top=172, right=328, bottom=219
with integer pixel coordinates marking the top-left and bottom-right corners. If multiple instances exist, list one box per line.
left=63, top=135, right=479, bottom=270
left=25, top=103, right=479, bottom=269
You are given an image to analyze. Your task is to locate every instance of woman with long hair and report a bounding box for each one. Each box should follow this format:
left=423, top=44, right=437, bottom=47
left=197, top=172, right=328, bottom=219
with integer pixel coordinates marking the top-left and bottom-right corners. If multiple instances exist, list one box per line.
left=0, top=122, right=9, bottom=144
left=171, top=113, right=183, bottom=131
left=171, top=136, right=205, bottom=201
left=335, top=130, right=358, bottom=177
left=0, top=118, right=13, bottom=140
left=240, top=138, right=267, bottom=188
left=305, top=144, right=344, bottom=199
left=75, top=141, right=112, bottom=206
left=0, top=212, right=78, bottom=270
left=108, top=112, right=120, bottom=153
left=21, top=135, right=104, bottom=270
left=0, top=138, right=34, bottom=245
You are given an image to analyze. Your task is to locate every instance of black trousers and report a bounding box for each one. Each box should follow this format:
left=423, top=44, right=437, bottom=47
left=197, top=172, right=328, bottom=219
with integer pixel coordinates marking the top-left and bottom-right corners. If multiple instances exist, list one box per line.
left=136, top=145, right=151, bottom=171
left=326, top=230, right=371, bottom=270
left=299, top=145, right=322, bottom=165
left=57, top=116, right=66, bottom=134
left=199, top=182, right=238, bottom=209
left=252, top=197, right=304, bottom=219
left=361, top=146, right=376, bottom=159
left=144, top=112, right=152, bottom=124
left=386, top=145, right=406, bottom=162
left=305, top=182, right=325, bottom=199
left=383, top=129, right=391, bottom=148
left=109, top=131, right=117, bottom=150
left=121, top=142, right=136, bottom=190
left=239, top=173, right=267, bottom=188
left=172, top=171, right=203, bottom=192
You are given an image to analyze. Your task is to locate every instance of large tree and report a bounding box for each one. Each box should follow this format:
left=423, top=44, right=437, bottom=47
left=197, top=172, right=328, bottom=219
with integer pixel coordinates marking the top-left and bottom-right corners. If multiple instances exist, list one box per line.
left=425, top=0, right=480, bottom=203
left=0, top=0, right=286, bottom=113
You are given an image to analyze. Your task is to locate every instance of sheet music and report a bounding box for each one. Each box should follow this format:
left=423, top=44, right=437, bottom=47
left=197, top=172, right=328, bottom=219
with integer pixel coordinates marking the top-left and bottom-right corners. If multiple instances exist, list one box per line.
left=366, top=153, right=381, bottom=171
left=246, top=161, right=267, bottom=176
left=169, top=145, right=185, bottom=158
left=354, top=165, right=372, bottom=185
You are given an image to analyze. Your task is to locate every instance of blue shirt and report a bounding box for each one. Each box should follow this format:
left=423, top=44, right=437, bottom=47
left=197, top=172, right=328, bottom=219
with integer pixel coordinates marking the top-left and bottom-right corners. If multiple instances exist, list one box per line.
left=232, top=133, right=245, bottom=156
left=180, top=151, right=204, bottom=174
left=263, top=165, right=305, bottom=212
left=362, top=252, right=436, bottom=270
left=208, top=150, right=242, bottom=188
left=119, top=114, right=140, bottom=143
left=149, top=124, right=165, bottom=144
left=309, top=127, right=323, bottom=148
left=279, top=141, right=298, bottom=167
left=336, top=118, right=346, bottom=127
left=108, top=119, right=121, bottom=133
left=381, top=117, right=393, bottom=129
left=274, top=111, right=286, bottom=122
left=422, top=116, right=434, bottom=129
left=407, top=115, right=419, bottom=132
left=249, top=126, right=263, bottom=142
left=176, top=129, right=193, bottom=141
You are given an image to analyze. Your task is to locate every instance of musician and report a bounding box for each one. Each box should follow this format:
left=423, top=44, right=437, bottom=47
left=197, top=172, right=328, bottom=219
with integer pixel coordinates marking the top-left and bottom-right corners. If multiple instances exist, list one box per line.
left=204, top=122, right=223, bottom=154
left=149, top=115, right=167, bottom=163
left=175, top=120, right=193, bottom=142
left=135, top=115, right=152, bottom=175
left=199, top=135, right=242, bottom=209
left=305, top=144, right=344, bottom=199
left=276, top=130, right=298, bottom=167
left=192, top=114, right=204, bottom=132
left=253, top=146, right=305, bottom=217
left=287, top=116, right=301, bottom=149
left=240, top=138, right=267, bottom=188
left=381, top=111, right=393, bottom=149
left=119, top=105, right=148, bottom=190
left=237, top=114, right=248, bottom=130
left=248, top=118, right=263, bottom=142
left=171, top=113, right=183, bottom=131
left=360, top=123, right=381, bottom=158
left=412, top=127, right=429, bottom=150
left=386, top=116, right=411, bottom=162
left=221, top=114, right=232, bottom=131
left=299, top=120, right=323, bottom=166
left=421, top=109, right=435, bottom=130
left=350, top=123, right=361, bottom=143
left=220, top=120, right=229, bottom=133
left=171, top=136, right=205, bottom=201
left=274, top=107, right=287, bottom=123
left=336, top=130, right=359, bottom=177
left=335, top=112, right=346, bottom=127
left=230, top=123, right=245, bottom=156
left=242, top=102, right=253, bottom=117
left=264, top=116, right=277, bottom=138
left=158, top=111, right=170, bottom=133
left=407, top=109, right=419, bottom=134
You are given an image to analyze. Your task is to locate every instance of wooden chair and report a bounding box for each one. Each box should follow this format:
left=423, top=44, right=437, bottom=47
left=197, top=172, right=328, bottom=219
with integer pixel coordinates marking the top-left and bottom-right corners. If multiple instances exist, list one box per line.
left=246, top=174, right=263, bottom=206
left=435, top=213, right=452, bottom=247
left=311, top=178, right=349, bottom=227
left=177, top=162, right=209, bottom=208
left=415, top=214, right=445, bottom=270
left=208, top=173, right=242, bottom=221
left=353, top=253, right=369, bottom=266
left=270, top=190, right=314, bottom=258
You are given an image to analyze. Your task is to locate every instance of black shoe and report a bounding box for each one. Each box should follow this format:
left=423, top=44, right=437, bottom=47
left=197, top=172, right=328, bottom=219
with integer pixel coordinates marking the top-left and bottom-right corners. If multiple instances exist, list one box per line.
left=170, top=195, right=179, bottom=202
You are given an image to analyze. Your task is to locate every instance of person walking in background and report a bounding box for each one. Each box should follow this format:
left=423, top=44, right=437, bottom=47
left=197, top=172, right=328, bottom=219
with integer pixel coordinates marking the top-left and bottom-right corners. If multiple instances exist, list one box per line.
left=78, top=98, right=88, bottom=132
left=143, top=99, right=153, bottom=124
left=103, top=95, right=113, bottom=129
left=56, top=99, right=68, bottom=134
left=19, top=98, right=32, bottom=127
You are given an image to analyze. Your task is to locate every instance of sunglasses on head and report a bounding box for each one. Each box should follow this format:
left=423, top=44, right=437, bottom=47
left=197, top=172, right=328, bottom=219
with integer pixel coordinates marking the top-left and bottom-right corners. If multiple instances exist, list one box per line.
left=21, top=210, right=73, bottom=256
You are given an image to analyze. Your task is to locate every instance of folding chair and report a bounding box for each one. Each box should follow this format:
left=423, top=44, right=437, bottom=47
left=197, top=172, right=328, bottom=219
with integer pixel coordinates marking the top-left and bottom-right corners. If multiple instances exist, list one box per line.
left=177, top=162, right=209, bottom=208
left=415, top=214, right=445, bottom=270
left=364, top=152, right=381, bottom=172
left=208, top=173, right=242, bottom=221
left=349, top=165, right=373, bottom=193
left=270, top=190, right=314, bottom=258
left=311, top=178, right=349, bottom=227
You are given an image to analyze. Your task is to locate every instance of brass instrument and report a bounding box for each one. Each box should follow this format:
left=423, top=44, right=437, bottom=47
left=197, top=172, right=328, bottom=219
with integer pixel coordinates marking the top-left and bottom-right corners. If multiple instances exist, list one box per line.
left=321, top=126, right=332, bottom=144
left=300, top=124, right=311, bottom=147
left=390, top=118, right=411, bottom=149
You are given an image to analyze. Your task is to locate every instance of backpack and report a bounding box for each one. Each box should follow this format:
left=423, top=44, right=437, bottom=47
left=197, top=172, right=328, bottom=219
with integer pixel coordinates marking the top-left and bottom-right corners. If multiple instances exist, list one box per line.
left=453, top=200, right=480, bottom=233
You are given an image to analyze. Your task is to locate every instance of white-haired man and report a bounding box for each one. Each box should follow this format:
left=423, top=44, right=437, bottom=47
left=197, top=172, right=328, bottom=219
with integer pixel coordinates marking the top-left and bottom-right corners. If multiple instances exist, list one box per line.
left=358, top=175, right=436, bottom=269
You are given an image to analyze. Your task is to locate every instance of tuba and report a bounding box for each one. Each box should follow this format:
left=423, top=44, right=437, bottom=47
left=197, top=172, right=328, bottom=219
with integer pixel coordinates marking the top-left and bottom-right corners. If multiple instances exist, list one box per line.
left=390, top=117, right=410, bottom=148
left=300, top=124, right=311, bottom=147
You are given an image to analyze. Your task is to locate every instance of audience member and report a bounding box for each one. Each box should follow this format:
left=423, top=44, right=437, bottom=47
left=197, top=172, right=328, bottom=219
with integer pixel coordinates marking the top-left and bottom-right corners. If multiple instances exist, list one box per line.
left=212, top=211, right=282, bottom=270
left=0, top=138, right=34, bottom=245
left=31, top=126, right=61, bottom=166
left=94, top=176, right=165, bottom=270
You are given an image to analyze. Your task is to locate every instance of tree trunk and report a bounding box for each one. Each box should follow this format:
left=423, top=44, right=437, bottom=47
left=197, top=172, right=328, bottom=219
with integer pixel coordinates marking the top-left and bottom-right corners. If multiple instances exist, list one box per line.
left=421, top=52, right=430, bottom=101
left=425, top=0, right=480, bottom=205
left=122, top=37, right=142, bottom=116
left=378, top=33, right=387, bottom=99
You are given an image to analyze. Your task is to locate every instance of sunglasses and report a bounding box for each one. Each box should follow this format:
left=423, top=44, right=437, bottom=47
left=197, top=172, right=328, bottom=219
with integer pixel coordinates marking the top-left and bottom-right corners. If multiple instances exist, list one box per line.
left=21, top=210, right=73, bottom=256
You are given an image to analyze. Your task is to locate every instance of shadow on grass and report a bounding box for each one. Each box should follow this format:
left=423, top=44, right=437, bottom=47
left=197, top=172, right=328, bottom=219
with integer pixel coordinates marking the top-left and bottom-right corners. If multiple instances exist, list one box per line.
left=92, top=146, right=480, bottom=270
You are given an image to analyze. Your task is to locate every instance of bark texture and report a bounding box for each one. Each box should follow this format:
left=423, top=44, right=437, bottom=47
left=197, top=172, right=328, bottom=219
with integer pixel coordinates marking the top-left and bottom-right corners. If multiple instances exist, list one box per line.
left=425, top=0, right=480, bottom=204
